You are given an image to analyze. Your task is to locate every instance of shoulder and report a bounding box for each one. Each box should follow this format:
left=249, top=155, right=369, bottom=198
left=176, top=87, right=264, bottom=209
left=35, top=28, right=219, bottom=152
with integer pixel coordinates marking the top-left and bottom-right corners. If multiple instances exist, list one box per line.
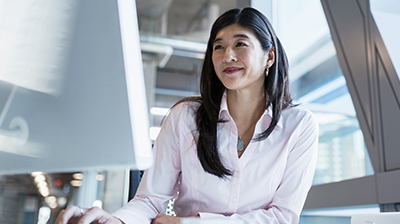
left=170, top=97, right=201, bottom=117
left=166, top=97, right=201, bottom=126
left=158, top=98, right=201, bottom=139
left=281, top=105, right=318, bottom=129
left=283, top=105, right=315, bottom=118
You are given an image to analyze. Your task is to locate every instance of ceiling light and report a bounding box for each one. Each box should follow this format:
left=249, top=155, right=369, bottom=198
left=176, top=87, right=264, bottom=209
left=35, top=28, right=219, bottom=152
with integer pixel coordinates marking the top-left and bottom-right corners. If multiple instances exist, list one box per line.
left=70, top=180, right=83, bottom=187
left=45, top=196, right=57, bottom=204
left=34, top=174, right=46, bottom=183
left=31, top=171, right=43, bottom=177
left=72, top=173, right=84, bottom=180
left=96, top=174, right=104, bottom=181
left=57, top=197, right=68, bottom=207
left=150, top=107, right=169, bottom=116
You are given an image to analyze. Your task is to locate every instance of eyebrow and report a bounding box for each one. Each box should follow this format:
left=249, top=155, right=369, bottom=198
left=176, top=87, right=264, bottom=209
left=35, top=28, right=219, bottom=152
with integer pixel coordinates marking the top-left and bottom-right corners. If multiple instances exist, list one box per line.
left=213, top=34, right=251, bottom=44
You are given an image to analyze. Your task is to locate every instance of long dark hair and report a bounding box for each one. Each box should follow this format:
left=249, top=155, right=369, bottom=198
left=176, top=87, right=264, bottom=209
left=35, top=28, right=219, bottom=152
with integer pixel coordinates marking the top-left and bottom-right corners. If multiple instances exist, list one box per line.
left=175, top=7, right=293, bottom=178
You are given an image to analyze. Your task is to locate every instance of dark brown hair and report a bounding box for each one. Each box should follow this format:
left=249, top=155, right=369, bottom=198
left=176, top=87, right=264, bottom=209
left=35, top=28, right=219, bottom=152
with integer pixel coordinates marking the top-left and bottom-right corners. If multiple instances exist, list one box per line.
left=175, top=7, right=293, bottom=178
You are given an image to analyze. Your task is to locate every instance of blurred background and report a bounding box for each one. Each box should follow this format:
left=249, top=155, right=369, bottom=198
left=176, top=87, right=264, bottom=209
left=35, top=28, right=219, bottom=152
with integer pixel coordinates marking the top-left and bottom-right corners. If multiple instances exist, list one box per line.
left=1, top=0, right=399, bottom=223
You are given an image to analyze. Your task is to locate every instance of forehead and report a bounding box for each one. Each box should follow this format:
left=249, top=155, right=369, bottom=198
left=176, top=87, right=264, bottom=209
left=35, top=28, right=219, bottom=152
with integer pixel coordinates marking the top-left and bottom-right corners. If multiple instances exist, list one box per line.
left=214, top=24, right=257, bottom=42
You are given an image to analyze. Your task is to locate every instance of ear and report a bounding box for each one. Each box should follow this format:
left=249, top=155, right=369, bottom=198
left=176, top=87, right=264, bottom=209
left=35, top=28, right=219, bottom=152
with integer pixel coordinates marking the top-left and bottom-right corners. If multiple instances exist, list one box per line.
left=265, top=47, right=275, bottom=68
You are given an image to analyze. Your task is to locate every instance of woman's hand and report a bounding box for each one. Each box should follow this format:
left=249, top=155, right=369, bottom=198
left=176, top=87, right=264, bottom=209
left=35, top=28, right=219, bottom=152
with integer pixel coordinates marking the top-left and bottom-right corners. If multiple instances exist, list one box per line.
left=151, top=214, right=182, bottom=224
left=55, top=205, right=123, bottom=224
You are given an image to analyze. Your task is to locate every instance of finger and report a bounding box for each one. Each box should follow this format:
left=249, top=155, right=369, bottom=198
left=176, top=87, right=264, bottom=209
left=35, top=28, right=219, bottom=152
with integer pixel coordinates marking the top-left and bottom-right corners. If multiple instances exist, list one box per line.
left=151, top=214, right=169, bottom=224
left=55, top=209, right=66, bottom=224
left=78, top=206, right=111, bottom=224
left=55, top=206, right=83, bottom=224
left=151, top=214, right=162, bottom=224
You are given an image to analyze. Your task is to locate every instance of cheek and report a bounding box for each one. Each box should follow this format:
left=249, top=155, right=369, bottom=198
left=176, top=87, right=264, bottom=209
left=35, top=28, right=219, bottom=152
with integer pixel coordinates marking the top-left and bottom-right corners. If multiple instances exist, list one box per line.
left=237, top=51, right=251, bottom=63
left=211, top=54, right=218, bottom=64
left=211, top=55, right=221, bottom=70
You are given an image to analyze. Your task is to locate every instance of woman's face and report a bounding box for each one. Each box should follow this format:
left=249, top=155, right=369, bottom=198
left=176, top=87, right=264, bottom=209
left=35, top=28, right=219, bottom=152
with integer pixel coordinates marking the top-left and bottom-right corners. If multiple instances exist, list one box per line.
left=212, top=23, right=274, bottom=92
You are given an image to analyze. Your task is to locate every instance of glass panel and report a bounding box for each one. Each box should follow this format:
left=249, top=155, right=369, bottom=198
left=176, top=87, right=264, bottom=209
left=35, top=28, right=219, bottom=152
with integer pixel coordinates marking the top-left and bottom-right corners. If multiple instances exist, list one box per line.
left=276, top=0, right=374, bottom=185
left=371, top=0, right=400, bottom=79
left=313, top=110, right=374, bottom=185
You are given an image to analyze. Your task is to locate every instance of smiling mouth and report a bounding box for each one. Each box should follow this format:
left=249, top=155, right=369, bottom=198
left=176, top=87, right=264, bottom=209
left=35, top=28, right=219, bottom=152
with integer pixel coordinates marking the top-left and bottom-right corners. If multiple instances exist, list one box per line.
left=223, top=67, right=243, bottom=74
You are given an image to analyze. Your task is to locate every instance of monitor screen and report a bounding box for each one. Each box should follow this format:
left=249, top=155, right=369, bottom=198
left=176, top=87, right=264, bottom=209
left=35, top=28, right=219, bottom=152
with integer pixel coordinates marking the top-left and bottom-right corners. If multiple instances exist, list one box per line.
left=0, top=0, right=153, bottom=174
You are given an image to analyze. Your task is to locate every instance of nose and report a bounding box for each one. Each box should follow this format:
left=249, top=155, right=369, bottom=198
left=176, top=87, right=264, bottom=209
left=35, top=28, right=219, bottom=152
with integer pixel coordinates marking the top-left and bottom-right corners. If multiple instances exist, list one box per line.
left=223, top=47, right=237, bottom=63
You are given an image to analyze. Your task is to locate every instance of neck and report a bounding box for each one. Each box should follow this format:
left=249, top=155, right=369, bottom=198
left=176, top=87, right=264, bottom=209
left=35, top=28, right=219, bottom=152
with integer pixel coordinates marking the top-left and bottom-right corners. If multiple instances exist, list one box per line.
left=227, top=89, right=266, bottom=128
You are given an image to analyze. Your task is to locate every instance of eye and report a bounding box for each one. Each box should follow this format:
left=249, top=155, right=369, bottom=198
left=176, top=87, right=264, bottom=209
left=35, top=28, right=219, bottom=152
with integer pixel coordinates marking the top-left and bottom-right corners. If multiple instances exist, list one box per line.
left=214, top=44, right=223, bottom=50
left=236, top=42, right=247, bottom=47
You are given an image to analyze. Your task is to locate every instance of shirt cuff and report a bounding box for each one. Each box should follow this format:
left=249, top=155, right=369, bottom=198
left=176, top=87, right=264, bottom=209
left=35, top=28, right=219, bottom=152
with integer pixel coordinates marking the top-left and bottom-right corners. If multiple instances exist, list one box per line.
left=198, top=212, right=227, bottom=219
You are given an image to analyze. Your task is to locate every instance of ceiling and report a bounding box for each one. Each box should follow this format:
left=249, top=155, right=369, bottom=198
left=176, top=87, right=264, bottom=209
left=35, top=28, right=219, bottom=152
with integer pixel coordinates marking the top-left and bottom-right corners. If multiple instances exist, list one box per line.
left=137, top=0, right=242, bottom=129
left=137, top=0, right=236, bottom=38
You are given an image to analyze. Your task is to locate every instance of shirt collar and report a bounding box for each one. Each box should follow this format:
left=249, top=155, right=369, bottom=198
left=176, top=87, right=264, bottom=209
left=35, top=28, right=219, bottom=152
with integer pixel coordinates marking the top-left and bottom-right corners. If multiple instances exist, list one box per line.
left=219, top=91, right=229, bottom=117
left=218, top=90, right=283, bottom=129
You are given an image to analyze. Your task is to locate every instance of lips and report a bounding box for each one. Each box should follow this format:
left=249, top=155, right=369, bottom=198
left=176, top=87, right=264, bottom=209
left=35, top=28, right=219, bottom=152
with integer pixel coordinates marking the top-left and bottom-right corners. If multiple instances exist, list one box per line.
left=223, top=67, right=243, bottom=74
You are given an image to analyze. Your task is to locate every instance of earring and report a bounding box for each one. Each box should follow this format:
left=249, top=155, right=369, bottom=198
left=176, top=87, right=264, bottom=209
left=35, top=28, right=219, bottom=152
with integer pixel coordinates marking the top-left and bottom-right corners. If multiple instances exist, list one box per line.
left=265, top=67, right=269, bottom=76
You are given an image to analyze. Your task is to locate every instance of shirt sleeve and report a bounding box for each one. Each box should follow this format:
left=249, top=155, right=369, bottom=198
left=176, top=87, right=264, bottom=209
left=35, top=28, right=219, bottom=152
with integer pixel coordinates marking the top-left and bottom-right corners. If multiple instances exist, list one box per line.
left=198, top=111, right=319, bottom=224
left=112, top=103, right=185, bottom=224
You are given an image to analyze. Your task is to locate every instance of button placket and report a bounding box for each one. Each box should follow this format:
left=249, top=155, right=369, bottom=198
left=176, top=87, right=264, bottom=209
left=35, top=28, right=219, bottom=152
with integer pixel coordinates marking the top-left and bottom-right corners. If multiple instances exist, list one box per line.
left=228, top=170, right=241, bottom=212
left=226, top=118, right=241, bottom=212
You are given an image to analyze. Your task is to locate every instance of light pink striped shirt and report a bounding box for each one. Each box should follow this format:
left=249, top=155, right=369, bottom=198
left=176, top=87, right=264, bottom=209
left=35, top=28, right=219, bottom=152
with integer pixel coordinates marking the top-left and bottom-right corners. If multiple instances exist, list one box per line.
left=113, top=92, right=318, bottom=224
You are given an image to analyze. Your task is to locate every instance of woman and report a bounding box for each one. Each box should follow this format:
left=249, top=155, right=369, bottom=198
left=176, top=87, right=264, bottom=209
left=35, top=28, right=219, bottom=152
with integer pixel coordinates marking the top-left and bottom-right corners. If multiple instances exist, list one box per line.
left=56, top=7, right=318, bottom=224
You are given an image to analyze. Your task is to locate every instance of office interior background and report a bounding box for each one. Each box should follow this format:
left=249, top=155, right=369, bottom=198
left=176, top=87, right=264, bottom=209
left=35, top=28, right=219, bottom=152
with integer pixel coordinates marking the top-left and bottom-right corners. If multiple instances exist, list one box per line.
left=0, top=0, right=399, bottom=223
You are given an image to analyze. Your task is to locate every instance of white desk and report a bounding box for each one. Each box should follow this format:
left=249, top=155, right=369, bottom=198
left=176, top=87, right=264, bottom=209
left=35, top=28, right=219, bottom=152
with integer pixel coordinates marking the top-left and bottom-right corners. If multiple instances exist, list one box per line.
left=181, top=218, right=244, bottom=224
left=351, top=212, right=400, bottom=224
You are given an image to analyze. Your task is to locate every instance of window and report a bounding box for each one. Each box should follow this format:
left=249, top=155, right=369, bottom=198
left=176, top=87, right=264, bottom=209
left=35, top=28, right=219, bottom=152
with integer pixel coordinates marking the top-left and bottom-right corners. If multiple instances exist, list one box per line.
left=275, top=0, right=374, bottom=185
left=371, top=0, right=400, bottom=80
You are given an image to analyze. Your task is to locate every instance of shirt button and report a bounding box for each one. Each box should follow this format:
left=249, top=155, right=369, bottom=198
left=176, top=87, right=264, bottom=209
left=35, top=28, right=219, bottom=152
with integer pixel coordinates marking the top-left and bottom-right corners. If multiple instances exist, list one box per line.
left=232, top=197, right=237, bottom=203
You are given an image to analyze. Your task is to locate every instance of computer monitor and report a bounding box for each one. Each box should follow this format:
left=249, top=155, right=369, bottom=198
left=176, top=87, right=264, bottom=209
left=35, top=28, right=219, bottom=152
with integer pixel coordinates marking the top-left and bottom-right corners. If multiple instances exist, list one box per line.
left=0, top=0, right=153, bottom=174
